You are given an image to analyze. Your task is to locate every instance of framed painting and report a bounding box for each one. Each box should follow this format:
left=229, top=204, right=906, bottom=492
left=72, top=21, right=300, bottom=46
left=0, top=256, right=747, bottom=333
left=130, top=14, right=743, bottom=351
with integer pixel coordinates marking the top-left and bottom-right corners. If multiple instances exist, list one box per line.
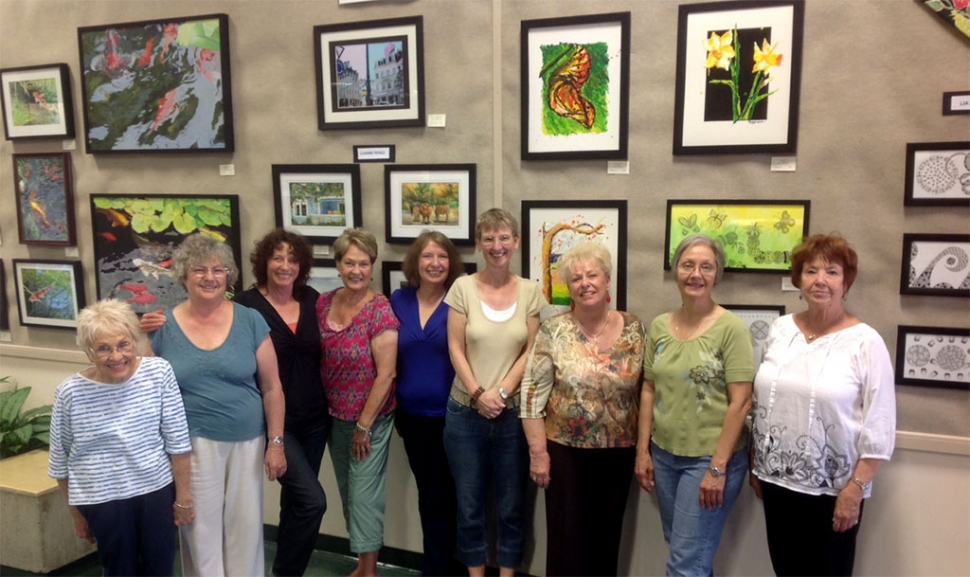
left=723, top=304, right=785, bottom=373
left=89, top=194, right=242, bottom=314
left=273, top=164, right=363, bottom=245
left=308, top=259, right=343, bottom=295
left=77, top=14, right=233, bottom=153
left=0, top=63, right=75, bottom=140
left=520, top=12, right=630, bottom=161
left=13, top=153, right=76, bottom=246
left=896, top=325, right=969, bottom=390
left=314, top=16, right=425, bottom=130
left=12, top=259, right=85, bottom=329
left=381, top=260, right=478, bottom=297
left=673, top=0, right=804, bottom=155
left=521, top=200, right=627, bottom=316
left=385, top=164, right=476, bottom=245
left=664, top=200, right=810, bottom=273
left=0, top=259, right=9, bottom=331
left=904, top=142, right=970, bottom=206
left=899, top=233, right=970, bottom=298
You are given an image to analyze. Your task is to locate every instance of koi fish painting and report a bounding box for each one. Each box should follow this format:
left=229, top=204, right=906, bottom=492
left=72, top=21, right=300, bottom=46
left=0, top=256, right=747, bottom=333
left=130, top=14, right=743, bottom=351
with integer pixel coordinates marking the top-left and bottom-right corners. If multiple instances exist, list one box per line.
left=13, top=153, right=76, bottom=246
left=1, top=63, right=76, bottom=140
left=13, top=260, right=85, bottom=329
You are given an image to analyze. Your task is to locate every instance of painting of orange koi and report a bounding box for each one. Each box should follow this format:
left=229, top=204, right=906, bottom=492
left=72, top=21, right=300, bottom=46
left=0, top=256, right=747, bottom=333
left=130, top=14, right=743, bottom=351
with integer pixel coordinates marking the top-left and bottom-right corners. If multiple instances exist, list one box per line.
left=152, top=88, right=180, bottom=130
left=96, top=208, right=130, bottom=228
left=138, top=37, right=155, bottom=66
left=28, top=283, right=56, bottom=302
left=28, top=191, right=53, bottom=228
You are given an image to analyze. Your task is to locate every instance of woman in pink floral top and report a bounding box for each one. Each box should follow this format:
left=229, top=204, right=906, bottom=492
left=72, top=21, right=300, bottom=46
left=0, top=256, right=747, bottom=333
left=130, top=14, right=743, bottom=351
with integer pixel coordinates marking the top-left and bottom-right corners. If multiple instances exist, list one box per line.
left=520, top=243, right=645, bottom=576
left=317, top=228, right=399, bottom=577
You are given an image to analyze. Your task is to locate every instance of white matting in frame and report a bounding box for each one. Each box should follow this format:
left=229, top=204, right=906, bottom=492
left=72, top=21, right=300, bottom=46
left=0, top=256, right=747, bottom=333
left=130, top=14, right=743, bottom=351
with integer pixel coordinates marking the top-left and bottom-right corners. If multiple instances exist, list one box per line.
left=724, top=305, right=785, bottom=374
left=308, top=259, right=342, bottom=295
left=386, top=165, right=474, bottom=244
left=275, top=167, right=361, bottom=244
left=896, top=325, right=969, bottom=390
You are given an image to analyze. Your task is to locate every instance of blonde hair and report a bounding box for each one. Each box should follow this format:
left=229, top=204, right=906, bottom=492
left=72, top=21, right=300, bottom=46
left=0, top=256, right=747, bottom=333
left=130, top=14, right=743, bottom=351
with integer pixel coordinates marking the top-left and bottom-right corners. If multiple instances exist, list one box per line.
left=77, top=299, right=143, bottom=353
left=333, top=228, right=378, bottom=263
left=557, top=242, right=613, bottom=281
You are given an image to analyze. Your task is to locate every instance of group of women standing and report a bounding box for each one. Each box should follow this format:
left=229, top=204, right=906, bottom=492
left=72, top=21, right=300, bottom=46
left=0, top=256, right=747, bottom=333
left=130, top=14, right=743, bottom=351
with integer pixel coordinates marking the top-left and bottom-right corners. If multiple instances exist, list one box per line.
left=48, top=203, right=895, bottom=577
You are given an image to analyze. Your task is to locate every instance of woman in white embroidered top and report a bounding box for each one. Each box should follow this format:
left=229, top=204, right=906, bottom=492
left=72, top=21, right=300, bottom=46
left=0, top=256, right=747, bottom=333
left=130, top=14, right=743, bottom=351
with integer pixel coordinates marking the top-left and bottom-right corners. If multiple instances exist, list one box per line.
left=750, top=233, right=896, bottom=577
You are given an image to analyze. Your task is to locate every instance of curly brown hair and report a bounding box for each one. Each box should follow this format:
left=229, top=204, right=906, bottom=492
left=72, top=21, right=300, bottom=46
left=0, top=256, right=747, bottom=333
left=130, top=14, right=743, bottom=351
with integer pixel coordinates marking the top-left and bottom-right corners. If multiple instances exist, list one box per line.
left=249, top=229, right=314, bottom=298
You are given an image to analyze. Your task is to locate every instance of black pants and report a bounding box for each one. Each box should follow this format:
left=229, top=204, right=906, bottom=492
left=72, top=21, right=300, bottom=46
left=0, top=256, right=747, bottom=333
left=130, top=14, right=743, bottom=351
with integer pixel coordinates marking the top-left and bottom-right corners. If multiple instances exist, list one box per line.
left=396, top=410, right=460, bottom=576
left=761, top=480, right=865, bottom=576
left=544, top=441, right=636, bottom=577
left=273, top=417, right=331, bottom=577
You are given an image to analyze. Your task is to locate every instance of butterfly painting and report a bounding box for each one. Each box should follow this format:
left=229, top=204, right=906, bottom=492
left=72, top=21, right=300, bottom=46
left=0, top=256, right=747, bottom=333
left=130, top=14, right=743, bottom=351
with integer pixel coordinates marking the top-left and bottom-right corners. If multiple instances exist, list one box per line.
left=543, top=45, right=595, bottom=129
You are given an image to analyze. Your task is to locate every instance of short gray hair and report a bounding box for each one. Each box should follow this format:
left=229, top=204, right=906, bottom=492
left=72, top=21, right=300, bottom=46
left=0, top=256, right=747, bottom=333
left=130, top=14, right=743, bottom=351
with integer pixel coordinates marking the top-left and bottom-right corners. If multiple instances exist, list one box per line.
left=77, top=299, right=143, bottom=353
left=672, top=234, right=726, bottom=284
left=172, top=233, right=239, bottom=287
left=557, top=242, right=612, bottom=281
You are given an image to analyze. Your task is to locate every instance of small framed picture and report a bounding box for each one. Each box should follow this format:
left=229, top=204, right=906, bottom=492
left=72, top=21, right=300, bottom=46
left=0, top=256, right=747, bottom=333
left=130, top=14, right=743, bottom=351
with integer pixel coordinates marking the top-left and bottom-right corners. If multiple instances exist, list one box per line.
left=12, top=259, right=85, bottom=329
left=0, top=259, right=10, bottom=332
left=673, top=0, right=805, bottom=154
left=13, top=153, right=76, bottom=246
left=723, top=304, right=785, bottom=373
left=381, top=260, right=477, bottom=297
left=77, top=14, right=234, bottom=153
left=520, top=12, right=631, bottom=160
left=314, top=16, right=425, bottom=130
left=384, top=164, right=476, bottom=245
left=895, top=325, right=969, bottom=390
left=308, top=259, right=343, bottom=295
left=943, top=91, right=970, bottom=115
left=1, top=63, right=75, bottom=141
left=904, top=142, right=970, bottom=206
left=273, top=164, right=363, bottom=245
left=899, top=233, right=970, bottom=298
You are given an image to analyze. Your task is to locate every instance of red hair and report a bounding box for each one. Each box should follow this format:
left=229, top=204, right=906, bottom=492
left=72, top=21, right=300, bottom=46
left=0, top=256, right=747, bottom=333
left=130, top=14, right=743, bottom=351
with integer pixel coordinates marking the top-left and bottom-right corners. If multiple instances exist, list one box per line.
left=790, top=233, right=858, bottom=291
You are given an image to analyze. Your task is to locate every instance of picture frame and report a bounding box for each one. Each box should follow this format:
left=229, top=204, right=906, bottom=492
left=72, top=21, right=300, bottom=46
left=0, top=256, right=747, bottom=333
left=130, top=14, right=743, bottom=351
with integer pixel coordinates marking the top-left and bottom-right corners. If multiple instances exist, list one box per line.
left=308, top=259, right=343, bottom=295
left=723, top=304, right=785, bottom=374
left=0, top=259, right=10, bottom=332
left=521, top=200, right=627, bottom=315
left=314, top=16, right=425, bottom=130
left=0, top=63, right=75, bottom=140
left=273, top=164, right=363, bottom=245
left=89, top=194, right=242, bottom=314
left=381, top=260, right=478, bottom=297
left=664, top=200, right=810, bottom=273
left=899, top=233, right=970, bottom=298
left=385, top=164, right=476, bottom=245
left=895, top=325, right=969, bottom=390
left=520, top=12, right=631, bottom=161
left=673, top=0, right=805, bottom=155
left=77, top=13, right=234, bottom=153
left=13, top=153, right=77, bottom=246
left=903, top=142, right=970, bottom=206
left=942, top=91, right=969, bottom=115
left=12, top=259, right=85, bottom=329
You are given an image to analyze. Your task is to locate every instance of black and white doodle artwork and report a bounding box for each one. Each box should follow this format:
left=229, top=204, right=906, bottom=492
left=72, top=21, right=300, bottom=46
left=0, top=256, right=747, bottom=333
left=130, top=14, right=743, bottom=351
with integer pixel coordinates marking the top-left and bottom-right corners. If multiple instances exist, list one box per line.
left=898, top=329, right=970, bottom=389
left=907, top=240, right=970, bottom=291
left=914, top=149, right=970, bottom=199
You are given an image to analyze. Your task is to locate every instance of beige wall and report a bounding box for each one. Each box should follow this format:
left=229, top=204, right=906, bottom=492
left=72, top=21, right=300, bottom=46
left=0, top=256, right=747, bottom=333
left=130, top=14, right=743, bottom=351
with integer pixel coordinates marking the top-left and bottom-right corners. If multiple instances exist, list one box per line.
left=1, top=0, right=969, bottom=574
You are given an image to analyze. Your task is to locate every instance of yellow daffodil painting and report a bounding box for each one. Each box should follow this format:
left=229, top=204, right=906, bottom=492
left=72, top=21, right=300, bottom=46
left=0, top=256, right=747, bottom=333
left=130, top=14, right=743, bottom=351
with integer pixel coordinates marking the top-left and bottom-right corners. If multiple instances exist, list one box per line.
left=704, top=25, right=784, bottom=123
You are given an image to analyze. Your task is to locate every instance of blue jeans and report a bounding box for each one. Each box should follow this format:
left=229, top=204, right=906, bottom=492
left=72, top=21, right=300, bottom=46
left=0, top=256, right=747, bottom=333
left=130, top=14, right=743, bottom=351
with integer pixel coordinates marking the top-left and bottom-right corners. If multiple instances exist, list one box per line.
left=273, top=417, right=331, bottom=576
left=651, top=442, right=747, bottom=577
left=443, top=397, right=526, bottom=569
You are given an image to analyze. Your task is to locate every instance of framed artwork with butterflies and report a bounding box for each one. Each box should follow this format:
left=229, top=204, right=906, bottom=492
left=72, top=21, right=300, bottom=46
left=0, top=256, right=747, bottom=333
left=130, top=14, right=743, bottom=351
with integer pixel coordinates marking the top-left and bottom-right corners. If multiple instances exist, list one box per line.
left=663, top=200, right=810, bottom=273
left=895, top=325, right=969, bottom=390
left=520, top=12, right=631, bottom=161
left=904, top=142, right=970, bottom=206
left=899, top=233, right=970, bottom=298
left=314, top=16, right=425, bottom=130
left=673, top=0, right=804, bottom=155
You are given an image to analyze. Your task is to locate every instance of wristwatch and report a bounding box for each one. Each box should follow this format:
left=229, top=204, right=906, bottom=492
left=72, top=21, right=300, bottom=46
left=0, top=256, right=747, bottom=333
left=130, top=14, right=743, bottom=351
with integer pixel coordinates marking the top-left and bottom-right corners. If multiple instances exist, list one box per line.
left=709, top=466, right=723, bottom=478
left=269, top=436, right=284, bottom=447
left=498, top=387, right=509, bottom=400
left=850, top=477, right=871, bottom=491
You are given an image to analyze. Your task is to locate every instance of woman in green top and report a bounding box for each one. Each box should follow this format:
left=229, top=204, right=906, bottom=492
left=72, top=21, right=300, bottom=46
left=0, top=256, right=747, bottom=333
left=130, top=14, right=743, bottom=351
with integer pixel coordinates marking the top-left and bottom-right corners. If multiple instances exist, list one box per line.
left=635, top=234, right=754, bottom=576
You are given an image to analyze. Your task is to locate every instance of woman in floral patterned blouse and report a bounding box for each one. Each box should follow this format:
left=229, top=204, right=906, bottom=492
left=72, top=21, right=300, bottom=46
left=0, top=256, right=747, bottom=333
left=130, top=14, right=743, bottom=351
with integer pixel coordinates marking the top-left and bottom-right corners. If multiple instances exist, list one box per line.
left=521, top=242, right=645, bottom=576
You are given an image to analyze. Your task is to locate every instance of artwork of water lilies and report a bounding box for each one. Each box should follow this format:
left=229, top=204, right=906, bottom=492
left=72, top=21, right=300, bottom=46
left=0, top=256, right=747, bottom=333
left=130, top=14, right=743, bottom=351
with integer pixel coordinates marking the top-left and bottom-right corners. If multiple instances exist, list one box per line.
left=13, top=153, right=76, bottom=246
left=77, top=14, right=233, bottom=152
left=273, top=164, right=363, bottom=244
left=664, top=200, right=810, bottom=273
left=90, top=194, right=242, bottom=314
left=703, top=27, right=783, bottom=122
left=0, top=63, right=75, bottom=140
left=12, top=260, right=85, bottom=329
left=385, top=164, right=476, bottom=244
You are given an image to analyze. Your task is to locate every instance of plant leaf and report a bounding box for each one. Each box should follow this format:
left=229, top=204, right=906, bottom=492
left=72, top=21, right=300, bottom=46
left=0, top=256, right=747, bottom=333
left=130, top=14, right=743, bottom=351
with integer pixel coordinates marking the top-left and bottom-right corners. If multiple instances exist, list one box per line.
left=0, top=388, right=30, bottom=428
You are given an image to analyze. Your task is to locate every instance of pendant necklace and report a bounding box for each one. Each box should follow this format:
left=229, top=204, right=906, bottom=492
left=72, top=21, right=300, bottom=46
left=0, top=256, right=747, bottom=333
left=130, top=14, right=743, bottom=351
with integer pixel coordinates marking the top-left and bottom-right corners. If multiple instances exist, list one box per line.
left=576, top=310, right=612, bottom=346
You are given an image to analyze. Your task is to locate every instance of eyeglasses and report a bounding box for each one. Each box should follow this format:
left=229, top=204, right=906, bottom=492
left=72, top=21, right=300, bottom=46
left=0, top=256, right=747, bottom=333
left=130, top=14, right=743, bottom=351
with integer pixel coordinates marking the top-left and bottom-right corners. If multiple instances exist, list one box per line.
left=678, top=262, right=717, bottom=275
left=190, top=267, right=229, bottom=278
left=480, top=234, right=514, bottom=246
left=92, top=341, right=134, bottom=358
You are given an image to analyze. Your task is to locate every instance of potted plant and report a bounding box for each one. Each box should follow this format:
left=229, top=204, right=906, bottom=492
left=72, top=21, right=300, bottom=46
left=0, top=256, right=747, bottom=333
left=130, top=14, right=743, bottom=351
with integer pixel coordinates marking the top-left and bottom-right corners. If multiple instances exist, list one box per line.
left=0, top=377, right=52, bottom=459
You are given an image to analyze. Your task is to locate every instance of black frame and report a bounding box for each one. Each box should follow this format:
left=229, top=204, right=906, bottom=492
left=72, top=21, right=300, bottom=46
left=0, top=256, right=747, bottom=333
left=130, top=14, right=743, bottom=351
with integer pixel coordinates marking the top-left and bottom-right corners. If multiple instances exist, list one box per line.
left=943, top=91, right=970, bottom=115
left=903, top=141, right=970, bottom=207
left=13, top=152, right=77, bottom=247
left=384, top=164, right=476, bottom=245
left=895, top=325, right=970, bottom=390
left=272, top=164, right=363, bottom=245
left=12, top=259, right=86, bottom=330
left=0, top=63, right=75, bottom=141
left=899, top=233, right=970, bottom=298
left=0, top=259, right=9, bottom=332
left=520, top=12, right=631, bottom=161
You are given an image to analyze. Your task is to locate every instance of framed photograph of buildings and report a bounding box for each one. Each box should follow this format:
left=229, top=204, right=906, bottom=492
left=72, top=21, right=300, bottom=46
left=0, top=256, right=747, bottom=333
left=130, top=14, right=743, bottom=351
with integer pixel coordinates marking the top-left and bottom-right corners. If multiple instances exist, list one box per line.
left=904, top=142, right=970, bottom=206
left=895, top=325, right=969, bottom=390
left=673, top=0, right=804, bottom=154
left=314, top=16, right=425, bottom=130
left=13, top=153, right=76, bottom=246
left=899, top=233, right=970, bottom=297
left=0, top=63, right=75, bottom=140
left=723, top=304, right=785, bottom=373
left=273, top=164, right=363, bottom=245
left=520, top=12, right=630, bottom=160
left=384, top=164, right=475, bottom=245
left=12, top=259, right=85, bottom=329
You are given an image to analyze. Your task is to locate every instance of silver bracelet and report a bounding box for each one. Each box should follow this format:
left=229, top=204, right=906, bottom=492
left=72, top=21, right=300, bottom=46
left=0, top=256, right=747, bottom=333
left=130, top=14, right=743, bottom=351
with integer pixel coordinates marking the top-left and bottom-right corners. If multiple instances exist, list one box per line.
left=355, top=422, right=373, bottom=437
left=174, top=501, right=194, bottom=509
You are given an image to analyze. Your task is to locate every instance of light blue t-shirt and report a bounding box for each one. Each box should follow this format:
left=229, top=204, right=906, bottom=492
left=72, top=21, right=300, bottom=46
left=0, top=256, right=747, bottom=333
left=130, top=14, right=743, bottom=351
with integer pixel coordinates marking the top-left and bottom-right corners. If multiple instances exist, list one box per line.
left=151, top=302, right=270, bottom=442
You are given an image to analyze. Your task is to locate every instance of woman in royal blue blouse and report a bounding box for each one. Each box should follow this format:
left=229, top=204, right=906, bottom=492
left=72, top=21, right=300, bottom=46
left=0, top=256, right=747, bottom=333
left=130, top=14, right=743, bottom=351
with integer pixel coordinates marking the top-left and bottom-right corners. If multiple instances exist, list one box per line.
left=390, top=231, right=465, bottom=576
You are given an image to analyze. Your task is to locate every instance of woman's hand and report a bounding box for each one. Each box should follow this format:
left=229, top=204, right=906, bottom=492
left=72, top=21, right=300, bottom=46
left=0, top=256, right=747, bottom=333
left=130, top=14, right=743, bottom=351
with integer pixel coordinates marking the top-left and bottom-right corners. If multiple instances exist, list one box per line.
left=529, top=449, right=551, bottom=489
left=476, top=388, right=505, bottom=419
left=699, top=470, right=726, bottom=509
left=352, top=428, right=373, bottom=462
left=264, top=444, right=287, bottom=480
left=139, top=307, right=166, bottom=333
left=635, top=450, right=655, bottom=492
left=749, top=473, right=763, bottom=500
left=832, top=484, right=863, bottom=532
left=70, top=508, right=94, bottom=542
left=173, top=501, right=195, bottom=526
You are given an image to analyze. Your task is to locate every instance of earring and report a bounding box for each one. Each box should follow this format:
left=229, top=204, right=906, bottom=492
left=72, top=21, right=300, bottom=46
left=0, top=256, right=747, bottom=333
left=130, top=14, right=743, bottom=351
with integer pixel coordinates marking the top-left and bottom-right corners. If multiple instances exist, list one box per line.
left=607, top=295, right=612, bottom=304
left=570, top=303, right=576, bottom=311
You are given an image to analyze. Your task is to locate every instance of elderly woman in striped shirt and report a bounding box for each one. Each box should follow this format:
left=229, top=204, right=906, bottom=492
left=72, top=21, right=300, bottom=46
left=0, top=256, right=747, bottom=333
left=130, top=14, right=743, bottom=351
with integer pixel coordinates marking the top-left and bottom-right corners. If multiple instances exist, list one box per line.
left=49, top=299, right=193, bottom=577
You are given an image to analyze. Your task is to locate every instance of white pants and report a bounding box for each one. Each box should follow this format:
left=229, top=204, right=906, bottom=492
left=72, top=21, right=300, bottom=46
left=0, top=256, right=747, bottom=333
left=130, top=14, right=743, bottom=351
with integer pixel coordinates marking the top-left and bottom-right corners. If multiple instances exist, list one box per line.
left=179, top=436, right=265, bottom=577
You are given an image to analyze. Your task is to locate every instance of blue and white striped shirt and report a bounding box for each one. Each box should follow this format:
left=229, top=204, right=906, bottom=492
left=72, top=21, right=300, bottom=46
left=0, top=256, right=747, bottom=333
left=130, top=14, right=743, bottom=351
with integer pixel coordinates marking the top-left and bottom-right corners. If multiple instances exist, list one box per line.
left=48, top=356, right=192, bottom=505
